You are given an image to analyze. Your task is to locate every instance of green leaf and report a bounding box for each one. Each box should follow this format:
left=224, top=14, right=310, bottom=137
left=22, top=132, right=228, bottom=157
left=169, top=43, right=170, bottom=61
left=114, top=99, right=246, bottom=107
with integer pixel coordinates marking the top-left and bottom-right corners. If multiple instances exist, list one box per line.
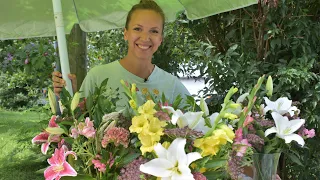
left=117, top=152, right=140, bottom=167
left=287, top=153, right=303, bottom=166
left=204, top=158, right=227, bottom=169
left=35, top=167, right=46, bottom=174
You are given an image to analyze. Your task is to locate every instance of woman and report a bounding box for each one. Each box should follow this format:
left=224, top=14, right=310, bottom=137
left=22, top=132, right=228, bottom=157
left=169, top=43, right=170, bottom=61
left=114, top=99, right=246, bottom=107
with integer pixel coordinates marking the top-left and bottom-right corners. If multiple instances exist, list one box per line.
left=52, top=0, right=190, bottom=110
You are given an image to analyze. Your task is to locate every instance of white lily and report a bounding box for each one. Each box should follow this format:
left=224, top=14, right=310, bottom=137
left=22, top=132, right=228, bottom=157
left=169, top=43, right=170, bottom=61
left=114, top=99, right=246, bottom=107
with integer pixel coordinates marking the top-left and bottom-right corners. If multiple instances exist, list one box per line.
left=140, top=138, right=202, bottom=180
left=162, top=106, right=203, bottom=129
left=194, top=113, right=219, bottom=134
left=265, top=112, right=305, bottom=146
left=263, top=97, right=298, bottom=116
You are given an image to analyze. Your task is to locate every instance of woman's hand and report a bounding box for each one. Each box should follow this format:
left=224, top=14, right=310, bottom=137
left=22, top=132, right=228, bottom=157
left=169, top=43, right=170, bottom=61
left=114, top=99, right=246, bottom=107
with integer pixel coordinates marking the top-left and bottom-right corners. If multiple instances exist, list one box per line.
left=52, top=71, right=77, bottom=96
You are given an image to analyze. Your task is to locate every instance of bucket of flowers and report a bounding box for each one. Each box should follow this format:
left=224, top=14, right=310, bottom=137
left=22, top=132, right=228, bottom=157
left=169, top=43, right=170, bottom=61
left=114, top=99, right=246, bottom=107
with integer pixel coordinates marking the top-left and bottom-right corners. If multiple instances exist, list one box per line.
left=31, top=76, right=315, bottom=180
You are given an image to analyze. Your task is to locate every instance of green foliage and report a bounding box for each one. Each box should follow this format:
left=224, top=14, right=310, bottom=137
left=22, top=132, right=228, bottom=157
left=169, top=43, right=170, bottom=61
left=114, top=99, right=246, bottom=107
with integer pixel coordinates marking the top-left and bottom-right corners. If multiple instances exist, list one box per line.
left=0, top=38, right=56, bottom=110
left=0, top=71, right=50, bottom=109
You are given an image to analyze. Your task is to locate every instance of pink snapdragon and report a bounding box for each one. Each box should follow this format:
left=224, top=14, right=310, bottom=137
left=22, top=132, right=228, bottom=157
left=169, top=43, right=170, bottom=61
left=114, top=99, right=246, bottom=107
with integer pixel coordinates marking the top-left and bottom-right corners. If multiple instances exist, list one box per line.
left=32, top=116, right=61, bottom=154
left=233, top=139, right=252, bottom=157
left=101, top=127, right=129, bottom=148
left=243, top=115, right=254, bottom=127
left=44, top=146, right=77, bottom=180
left=235, top=128, right=243, bottom=142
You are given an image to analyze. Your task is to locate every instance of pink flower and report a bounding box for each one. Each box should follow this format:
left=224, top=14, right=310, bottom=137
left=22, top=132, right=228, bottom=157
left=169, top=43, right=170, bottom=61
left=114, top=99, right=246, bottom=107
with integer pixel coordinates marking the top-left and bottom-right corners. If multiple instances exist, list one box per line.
left=92, top=159, right=106, bottom=173
left=44, top=147, right=77, bottom=180
left=243, top=115, right=254, bottom=127
left=192, top=172, right=207, bottom=180
left=101, top=127, right=129, bottom=148
left=70, top=127, right=79, bottom=139
left=76, top=117, right=96, bottom=138
left=233, top=139, right=252, bottom=157
left=32, top=116, right=61, bottom=154
left=24, top=58, right=29, bottom=64
left=303, top=128, right=316, bottom=138
left=235, top=128, right=243, bottom=142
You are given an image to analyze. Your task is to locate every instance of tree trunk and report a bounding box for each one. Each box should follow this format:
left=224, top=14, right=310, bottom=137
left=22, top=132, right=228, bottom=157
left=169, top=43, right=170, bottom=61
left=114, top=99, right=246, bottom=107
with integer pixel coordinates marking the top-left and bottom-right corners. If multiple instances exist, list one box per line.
left=67, top=24, right=87, bottom=91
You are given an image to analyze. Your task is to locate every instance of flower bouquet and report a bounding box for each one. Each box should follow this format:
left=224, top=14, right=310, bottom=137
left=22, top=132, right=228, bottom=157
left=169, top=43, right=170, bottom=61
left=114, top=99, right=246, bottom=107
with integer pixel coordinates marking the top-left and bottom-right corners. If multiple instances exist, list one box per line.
left=31, top=76, right=315, bottom=180
left=225, top=76, right=316, bottom=180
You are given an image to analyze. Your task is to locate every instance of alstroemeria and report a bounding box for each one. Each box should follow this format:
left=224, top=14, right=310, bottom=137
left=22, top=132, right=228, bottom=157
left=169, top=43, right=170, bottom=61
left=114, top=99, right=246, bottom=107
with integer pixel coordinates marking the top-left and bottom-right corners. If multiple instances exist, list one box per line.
left=263, top=97, right=298, bottom=116
left=140, top=138, right=202, bottom=180
left=32, top=116, right=61, bottom=154
left=78, top=117, right=96, bottom=138
left=265, top=112, right=305, bottom=146
left=44, top=146, right=77, bottom=180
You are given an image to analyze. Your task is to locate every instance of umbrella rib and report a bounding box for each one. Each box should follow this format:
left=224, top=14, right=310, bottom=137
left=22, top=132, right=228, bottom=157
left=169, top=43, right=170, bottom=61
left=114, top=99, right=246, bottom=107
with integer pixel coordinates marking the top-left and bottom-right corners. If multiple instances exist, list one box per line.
left=72, top=0, right=80, bottom=24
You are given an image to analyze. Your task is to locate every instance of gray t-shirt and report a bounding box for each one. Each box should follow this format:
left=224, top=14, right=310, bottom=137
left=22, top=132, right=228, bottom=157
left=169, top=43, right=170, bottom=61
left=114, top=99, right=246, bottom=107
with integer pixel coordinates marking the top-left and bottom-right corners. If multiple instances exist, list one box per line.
left=80, top=61, right=190, bottom=110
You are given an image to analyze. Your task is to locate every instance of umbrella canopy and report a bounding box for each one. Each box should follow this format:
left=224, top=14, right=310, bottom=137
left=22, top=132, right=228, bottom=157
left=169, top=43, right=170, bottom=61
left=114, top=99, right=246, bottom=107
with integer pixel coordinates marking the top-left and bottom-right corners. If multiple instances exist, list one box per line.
left=0, top=0, right=257, bottom=40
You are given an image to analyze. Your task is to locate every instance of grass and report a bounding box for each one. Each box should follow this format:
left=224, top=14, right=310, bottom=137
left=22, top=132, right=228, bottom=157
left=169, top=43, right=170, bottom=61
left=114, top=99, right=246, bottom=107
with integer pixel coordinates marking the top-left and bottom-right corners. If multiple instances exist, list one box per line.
left=0, top=109, right=49, bottom=180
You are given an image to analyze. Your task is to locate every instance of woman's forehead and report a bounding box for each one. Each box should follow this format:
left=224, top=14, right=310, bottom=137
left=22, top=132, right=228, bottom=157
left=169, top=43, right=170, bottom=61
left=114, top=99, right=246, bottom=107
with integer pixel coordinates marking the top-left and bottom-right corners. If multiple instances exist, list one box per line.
left=129, top=9, right=163, bottom=28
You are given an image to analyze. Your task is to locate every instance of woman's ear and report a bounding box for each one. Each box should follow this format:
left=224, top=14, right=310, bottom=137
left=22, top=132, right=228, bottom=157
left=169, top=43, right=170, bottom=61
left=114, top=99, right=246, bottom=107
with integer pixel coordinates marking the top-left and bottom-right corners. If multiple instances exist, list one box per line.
left=124, top=28, right=128, bottom=41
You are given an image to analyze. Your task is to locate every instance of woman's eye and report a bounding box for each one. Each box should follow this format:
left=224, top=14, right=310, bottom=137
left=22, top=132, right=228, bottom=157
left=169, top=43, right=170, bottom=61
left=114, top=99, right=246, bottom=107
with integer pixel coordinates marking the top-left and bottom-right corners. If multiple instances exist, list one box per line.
left=133, top=27, right=141, bottom=31
left=151, top=30, right=159, bottom=34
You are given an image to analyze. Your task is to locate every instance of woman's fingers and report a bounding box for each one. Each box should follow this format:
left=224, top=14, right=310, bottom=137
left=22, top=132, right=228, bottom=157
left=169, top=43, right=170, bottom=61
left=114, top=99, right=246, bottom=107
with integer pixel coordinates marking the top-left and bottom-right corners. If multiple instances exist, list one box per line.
left=52, top=71, right=62, bottom=77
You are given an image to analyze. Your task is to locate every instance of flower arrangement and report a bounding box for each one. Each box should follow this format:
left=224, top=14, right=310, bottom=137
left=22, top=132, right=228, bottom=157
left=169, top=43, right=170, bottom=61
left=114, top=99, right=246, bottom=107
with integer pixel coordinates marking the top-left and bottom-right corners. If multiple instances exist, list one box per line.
left=225, top=76, right=316, bottom=179
left=31, top=76, right=315, bottom=180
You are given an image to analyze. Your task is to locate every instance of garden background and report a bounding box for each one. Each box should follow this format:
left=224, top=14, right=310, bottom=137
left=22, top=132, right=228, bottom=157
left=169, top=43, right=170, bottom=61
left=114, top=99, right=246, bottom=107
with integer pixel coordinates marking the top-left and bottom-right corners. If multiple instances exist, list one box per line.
left=0, top=0, right=319, bottom=179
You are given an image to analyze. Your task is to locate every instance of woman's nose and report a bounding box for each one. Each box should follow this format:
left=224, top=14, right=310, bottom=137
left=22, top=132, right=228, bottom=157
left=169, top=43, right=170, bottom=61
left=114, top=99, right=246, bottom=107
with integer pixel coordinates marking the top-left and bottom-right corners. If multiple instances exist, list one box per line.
left=140, top=32, right=150, bottom=41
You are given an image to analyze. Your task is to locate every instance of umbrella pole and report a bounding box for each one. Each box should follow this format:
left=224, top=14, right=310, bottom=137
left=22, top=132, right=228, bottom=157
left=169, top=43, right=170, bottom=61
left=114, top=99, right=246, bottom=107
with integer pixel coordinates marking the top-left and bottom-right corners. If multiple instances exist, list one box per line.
left=52, top=0, right=73, bottom=96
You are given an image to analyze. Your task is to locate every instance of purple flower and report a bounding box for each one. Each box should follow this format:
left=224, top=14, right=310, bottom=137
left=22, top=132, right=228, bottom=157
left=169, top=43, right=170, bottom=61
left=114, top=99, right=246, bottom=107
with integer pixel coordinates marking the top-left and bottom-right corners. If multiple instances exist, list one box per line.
left=24, top=58, right=29, bottom=64
left=7, top=53, right=13, bottom=61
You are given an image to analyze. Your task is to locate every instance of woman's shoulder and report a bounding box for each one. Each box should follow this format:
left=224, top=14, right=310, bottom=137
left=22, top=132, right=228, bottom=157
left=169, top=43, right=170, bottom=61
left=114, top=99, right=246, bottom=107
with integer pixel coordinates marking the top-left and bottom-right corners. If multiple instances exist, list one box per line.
left=88, top=61, right=120, bottom=75
left=154, top=66, right=178, bottom=81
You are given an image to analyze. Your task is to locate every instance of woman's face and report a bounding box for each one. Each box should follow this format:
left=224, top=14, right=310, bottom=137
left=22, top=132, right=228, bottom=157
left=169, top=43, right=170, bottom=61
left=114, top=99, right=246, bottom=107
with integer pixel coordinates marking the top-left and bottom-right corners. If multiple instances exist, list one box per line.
left=124, top=9, right=163, bottom=61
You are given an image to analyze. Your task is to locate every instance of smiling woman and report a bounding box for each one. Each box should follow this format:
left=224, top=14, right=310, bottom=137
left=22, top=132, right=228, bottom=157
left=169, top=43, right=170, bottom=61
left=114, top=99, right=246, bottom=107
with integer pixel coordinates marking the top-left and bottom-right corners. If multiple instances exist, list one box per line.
left=52, top=0, right=190, bottom=111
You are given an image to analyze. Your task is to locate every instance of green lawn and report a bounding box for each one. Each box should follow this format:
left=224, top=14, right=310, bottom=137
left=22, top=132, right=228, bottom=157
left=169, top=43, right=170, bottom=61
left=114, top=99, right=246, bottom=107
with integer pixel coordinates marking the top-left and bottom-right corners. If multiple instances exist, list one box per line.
left=0, top=110, right=49, bottom=180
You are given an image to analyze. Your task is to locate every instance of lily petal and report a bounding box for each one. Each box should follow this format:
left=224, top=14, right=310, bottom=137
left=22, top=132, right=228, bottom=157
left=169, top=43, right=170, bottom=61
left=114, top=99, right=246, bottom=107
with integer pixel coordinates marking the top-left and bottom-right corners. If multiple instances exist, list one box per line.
left=265, top=127, right=277, bottom=137
left=186, top=152, right=202, bottom=166
left=59, top=162, right=77, bottom=177
left=184, top=112, right=204, bottom=129
left=168, top=138, right=187, bottom=164
left=32, top=132, right=49, bottom=144
left=271, top=112, right=288, bottom=133
left=288, top=106, right=298, bottom=116
left=283, top=134, right=305, bottom=146
left=44, top=166, right=59, bottom=180
left=154, top=143, right=168, bottom=159
left=287, top=119, right=305, bottom=134
left=49, top=116, right=58, bottom=127
left=41, top=142, right=50, bottom=155
left=140, top=158, right=174, bottom=177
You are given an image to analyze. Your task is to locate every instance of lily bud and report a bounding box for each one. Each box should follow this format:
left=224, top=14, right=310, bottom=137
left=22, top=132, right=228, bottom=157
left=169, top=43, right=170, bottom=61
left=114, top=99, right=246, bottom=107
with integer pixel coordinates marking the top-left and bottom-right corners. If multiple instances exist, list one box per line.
left=266, top=76, right=273, bottom=97
left=46, top=127, right=65, bottom=135
left=229, top=103, right=241, bottom=109
left=71, top=92, right=80, bottom=112
left=200, top=97, right=209, bottom=116
left=48, top=88, right=57, bottom=114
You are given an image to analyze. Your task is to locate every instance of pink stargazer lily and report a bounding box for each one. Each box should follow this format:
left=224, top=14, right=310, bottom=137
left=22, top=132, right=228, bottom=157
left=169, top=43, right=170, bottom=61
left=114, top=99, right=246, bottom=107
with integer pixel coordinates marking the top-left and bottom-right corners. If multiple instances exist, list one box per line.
left=32, top=116, right=61, bottom=154
left=44, top=146, right=77, bottom=180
